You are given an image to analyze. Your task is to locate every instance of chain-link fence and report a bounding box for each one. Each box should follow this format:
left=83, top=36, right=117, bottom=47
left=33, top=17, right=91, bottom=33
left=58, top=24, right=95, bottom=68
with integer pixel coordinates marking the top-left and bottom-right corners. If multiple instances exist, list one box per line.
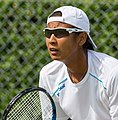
left=0, top=0, right=118, bottom=118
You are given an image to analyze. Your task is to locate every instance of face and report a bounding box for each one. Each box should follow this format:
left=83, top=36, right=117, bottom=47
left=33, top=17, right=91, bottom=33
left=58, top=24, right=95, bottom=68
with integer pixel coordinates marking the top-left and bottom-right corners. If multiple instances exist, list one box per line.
left=45, top=22, right=84, bottom=62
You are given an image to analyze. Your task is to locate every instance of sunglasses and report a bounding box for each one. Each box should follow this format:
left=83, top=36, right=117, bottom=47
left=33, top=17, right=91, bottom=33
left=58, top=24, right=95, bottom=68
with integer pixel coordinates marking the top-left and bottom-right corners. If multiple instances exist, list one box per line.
left=43, top=28, right=84, bottom=38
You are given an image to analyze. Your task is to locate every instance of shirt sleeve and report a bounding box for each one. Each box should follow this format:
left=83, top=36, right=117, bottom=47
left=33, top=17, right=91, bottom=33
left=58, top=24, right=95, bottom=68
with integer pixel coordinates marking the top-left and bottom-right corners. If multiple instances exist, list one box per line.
left=39, top=68, right=69, bottom=120
left=108, top=66, right=118, bottom=120
left=39, top=68, right=49, bottom=90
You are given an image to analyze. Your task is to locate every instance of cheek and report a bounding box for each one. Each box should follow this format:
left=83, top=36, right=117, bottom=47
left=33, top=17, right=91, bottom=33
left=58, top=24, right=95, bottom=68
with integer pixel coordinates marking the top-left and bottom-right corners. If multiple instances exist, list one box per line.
left=59, top=39, right=78, bottom=54
left=62, top=36, right=78, bottom=48
left=45, top=38, right=49, bottom=48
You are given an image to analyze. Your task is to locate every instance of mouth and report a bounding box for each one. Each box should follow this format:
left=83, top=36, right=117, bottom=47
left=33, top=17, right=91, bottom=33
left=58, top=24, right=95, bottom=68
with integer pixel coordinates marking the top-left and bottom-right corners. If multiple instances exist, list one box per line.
left=50, top=48, right=58, bottom=51
left=49, top=48, right=59, bottom=55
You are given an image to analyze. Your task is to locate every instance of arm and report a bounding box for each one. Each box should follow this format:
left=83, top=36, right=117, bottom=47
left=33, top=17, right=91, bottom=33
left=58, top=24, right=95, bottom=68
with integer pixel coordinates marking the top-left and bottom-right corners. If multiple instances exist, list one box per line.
left=108, top=66, right=118, bottom=120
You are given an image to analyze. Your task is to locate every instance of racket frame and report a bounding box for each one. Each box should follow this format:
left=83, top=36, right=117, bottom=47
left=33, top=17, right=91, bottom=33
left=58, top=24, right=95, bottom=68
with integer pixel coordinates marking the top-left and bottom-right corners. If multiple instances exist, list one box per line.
left=2, top=87, right=56, bottom=120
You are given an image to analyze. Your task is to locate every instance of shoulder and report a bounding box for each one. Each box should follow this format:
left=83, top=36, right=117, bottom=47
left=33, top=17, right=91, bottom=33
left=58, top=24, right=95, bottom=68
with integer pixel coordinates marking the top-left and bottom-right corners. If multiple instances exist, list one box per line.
left=89, top=50, right=118, bottom=68
left=89, top=50, right=118, bottom=61
left=88, top=50, right=118, bottom=87
left=106, top=65, right=118, bottom=96
left=40, top=60, right=66, bottom=75
left=39, top=60, right=67, bottom=95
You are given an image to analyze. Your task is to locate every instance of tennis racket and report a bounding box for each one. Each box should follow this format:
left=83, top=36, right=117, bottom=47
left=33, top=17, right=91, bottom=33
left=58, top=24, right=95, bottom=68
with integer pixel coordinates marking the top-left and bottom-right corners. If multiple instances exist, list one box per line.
left=2, top=87, right=56, bottom=120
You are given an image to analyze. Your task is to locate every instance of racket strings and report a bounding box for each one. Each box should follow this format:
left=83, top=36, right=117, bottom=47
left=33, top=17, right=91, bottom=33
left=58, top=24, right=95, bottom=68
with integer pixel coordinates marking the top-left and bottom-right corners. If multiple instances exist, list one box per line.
left=40, top=93, right=53, bottom=119
left=6, top=90, right=53, bottom=120
left=7, top=91, right=41, bottom=119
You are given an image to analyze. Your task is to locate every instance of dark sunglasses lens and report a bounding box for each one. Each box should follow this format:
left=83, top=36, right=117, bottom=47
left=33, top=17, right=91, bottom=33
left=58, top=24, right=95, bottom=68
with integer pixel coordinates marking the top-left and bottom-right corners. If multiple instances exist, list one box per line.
left=45, top=29, right=69, bottom=38
left=54, top=29, right=69, bottom=38
left=45, top=30, right=52, bottom=38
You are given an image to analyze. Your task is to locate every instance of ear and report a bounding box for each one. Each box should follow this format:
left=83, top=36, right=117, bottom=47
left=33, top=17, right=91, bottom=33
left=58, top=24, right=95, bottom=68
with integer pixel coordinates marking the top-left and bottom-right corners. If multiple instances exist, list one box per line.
left=77, top=32, right=87, bottom=46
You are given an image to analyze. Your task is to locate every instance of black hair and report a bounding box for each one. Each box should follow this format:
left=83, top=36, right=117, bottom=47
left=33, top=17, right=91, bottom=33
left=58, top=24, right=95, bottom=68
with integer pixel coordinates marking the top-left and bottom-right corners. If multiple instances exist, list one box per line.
left=49, top=11, right=62, bottom=17
left=83, top=36, right=94, bottom=50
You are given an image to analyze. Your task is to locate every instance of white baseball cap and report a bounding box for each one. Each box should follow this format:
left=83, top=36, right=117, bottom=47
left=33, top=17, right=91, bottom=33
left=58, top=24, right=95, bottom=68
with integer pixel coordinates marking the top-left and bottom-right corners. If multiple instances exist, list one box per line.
left=47, top=6, right=97, bottom=50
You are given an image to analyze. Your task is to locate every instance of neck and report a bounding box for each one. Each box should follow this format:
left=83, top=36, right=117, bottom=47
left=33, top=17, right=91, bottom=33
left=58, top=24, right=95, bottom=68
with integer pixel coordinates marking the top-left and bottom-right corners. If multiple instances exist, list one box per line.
left=64, top=50, right=88, bottom=83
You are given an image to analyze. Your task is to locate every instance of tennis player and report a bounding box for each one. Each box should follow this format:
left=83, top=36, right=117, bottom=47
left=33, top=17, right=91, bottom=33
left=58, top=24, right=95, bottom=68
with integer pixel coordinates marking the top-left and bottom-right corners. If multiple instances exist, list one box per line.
left=39, top=6, right=118, bottom=120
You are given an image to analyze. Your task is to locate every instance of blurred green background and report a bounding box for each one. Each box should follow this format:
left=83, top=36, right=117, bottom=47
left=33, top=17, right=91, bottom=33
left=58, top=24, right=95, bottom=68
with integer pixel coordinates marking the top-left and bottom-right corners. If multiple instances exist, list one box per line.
left=0, top=0, right=118, bottom=118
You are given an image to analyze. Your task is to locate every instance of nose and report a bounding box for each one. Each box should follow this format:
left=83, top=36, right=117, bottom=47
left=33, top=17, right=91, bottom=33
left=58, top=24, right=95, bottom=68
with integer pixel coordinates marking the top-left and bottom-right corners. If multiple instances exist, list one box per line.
left=49, top=34, right=57, bottom=45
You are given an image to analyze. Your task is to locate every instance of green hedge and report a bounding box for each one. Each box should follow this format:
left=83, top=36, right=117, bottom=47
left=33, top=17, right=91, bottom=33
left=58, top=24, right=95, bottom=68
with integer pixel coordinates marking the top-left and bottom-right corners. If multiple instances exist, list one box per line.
left=0, top=0, right=118, bottom=118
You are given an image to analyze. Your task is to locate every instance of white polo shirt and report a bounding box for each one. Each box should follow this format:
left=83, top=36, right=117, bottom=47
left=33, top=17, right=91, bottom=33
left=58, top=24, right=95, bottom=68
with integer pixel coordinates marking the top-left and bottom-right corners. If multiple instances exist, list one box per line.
left=39, top=50, right=118, bottom=120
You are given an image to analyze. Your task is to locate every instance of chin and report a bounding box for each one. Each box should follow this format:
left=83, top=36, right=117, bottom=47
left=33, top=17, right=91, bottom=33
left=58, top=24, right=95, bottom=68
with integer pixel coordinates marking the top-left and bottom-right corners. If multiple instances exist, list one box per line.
left=52, top=58, right=60, bottom=61
left=51, top=56, right=62, bottom=61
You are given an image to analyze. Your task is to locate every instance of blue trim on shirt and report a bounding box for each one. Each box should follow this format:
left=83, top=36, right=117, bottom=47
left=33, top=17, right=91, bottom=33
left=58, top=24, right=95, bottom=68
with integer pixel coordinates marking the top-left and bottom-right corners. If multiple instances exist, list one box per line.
left=52, top=88, right=59, bottom=97
left=52, top=78, right=67, bottom=97
left=89, top=73, right=106, bottom=89
left=58, top=78, right=67, bottom=85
